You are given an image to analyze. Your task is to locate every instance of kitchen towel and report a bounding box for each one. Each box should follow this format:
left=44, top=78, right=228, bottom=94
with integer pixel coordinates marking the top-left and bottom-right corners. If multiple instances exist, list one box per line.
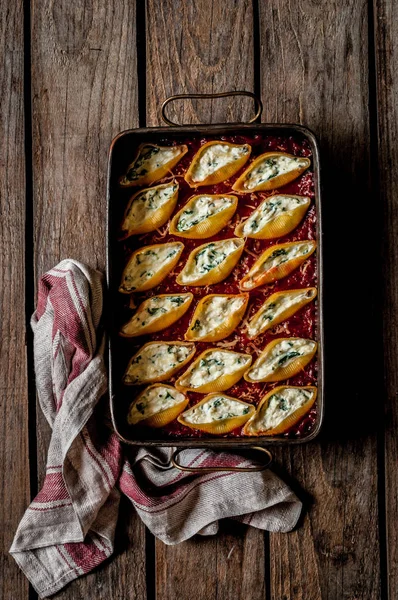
left=10, top=259, right=302, bottom=598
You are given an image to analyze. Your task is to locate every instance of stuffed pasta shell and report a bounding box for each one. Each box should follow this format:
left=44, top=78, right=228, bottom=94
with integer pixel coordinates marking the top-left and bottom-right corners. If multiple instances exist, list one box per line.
left=175, top=348, right=252, bottom=393
left=120, top=143, right=188, bottom=187
left=169, top=194, right=237, bottom=238
left=119, top=242, right=184, bottom=293
left=128, top=384, right=188, bottom=428
left=232, top=152, right=310, bottom=193
left=247, top=288, right=317, bottom=339
left=123, top=341, right=196, bottom=386
left=119, top=181, right=179, bottom=239
left=235, top=194, right=311, bottom=239
left=243, top=386, right=317, bottom=436
left=177, top=238, right=244, bottom=287
left=185, top=141, right=251, bottom=187
left=240, top=241, right=316, bottom=291
left=244, top=338, right=317, bottom=383
left=185, top=293, right=248, bottom=342
left=178, top=393, right=254, bottom=434
left=120, top=293, right=193, bottom=337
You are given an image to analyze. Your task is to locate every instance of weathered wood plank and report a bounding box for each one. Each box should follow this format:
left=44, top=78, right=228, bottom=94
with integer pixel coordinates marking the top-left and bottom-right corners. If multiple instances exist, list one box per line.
left=146, top=0, right=256, bottom=127
left=146, top=2, right=267, bottom=599
left=0, top=0, right=30, bottom=597
left=374, top=0, right=398, bottom=597
left=156, top=523, right=266, bottom=600
left=31, top=1, right=146, bottom=597
left=259, top=1, right=381, bottom=598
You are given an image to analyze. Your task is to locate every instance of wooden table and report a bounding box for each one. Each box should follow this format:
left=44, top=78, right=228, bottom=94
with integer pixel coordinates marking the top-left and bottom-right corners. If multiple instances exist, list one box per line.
left=1, top=0, right=397, bottom=598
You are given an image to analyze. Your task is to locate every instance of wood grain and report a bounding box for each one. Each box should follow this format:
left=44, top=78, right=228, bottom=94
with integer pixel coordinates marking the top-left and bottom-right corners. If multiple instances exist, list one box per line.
left=156, top=523, right=266, bottom=600
left=259, top=1, right=381, bottom=598
left=374, top=0, right=398, bottom=597
left=6, top=0, right=393, bottom=598
left=146, top=0, right=256, bottom=126
left=146, top=2, right=267, bottom=599
left=30, top=0, right=146, bottom=597
left=0, top=0, right=30, bottom=598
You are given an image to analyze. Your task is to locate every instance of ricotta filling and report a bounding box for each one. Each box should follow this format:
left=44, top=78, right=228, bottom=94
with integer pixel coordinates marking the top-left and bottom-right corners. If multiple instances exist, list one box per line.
left=129, top=386, right=185, bottom=424
left=242, top=195, right=309, bottom=235
left=129, top=295, right=190, bottom=330
left=183, top=396, right=251, bottom=424
left=190, top=296, right=245, bottom=337
left=191, top=143, right=250, bottom=183
left=180, top=350, right=250, bottom=388
left=248, top=338, right=316, bottom=381
left=247, top=289, right=314, bottom=337
left=125, top=343, right=194, bottom=384
left=180, top=239, right=241, bottom=284
left=253, top=387, right=314, bottom=431
left=125, top=183, right=177, bottom=228
left=123, top=243, right=181, bottom=290
left=243, top=156, right=308, bottom=190
left=176, top=195, right=234, bottom=232
left=126, top=145, right=182, bottom=182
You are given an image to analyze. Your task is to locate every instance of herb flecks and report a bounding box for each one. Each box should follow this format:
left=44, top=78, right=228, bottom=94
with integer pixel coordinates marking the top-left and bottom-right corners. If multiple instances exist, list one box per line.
left=277, top=351, right=301, bottom=367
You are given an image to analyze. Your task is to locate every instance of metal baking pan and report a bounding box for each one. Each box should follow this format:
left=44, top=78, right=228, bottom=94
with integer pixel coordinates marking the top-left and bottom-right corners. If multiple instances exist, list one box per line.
left=106, top=92, right=324, bottom=459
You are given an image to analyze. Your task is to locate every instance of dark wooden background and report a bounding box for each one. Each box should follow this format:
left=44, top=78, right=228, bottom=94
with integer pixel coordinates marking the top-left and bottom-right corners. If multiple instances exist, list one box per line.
left=1, top=0, right=396, bottom=598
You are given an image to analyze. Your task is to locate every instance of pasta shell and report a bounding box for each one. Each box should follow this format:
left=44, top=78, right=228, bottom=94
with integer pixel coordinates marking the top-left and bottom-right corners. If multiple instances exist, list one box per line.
left=177, top=393, right=255, bottom=434
left=169, top=194, right=238, bottom=239
left=175, top=348, right=252, bottom=393
left=232, top=152, right=310, bottom=193
left=247, top=288, right=317, bottom=339
left=177, top=238, right=244, bottom=287
left=119, top=242, right=184, bottom=294
left=239, top=240, right=316, bottom=291
left=128, top=384, right=188, bottom=428
left=244, top=337, right=317, bottom=383
left=185, top=141, right=251, bottom=187
left=119, top=181, right=179, bottom=239
left=185, top=293, right=249, bottom=342
left=120, top=143, right=188, bottom=187
left=123, top=341, right=196, bottom=386
left=120, top=293, right=193, bottom=338
left=235, top=194, right=311, bottom=239
left=243, top=386, right=317, bottom=436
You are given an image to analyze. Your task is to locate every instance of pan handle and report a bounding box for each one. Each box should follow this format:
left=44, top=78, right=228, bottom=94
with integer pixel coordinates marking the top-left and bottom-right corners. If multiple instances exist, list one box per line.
left=171, top=446, right=272, bottom=473
left=161, top=91, right=263, bottom=126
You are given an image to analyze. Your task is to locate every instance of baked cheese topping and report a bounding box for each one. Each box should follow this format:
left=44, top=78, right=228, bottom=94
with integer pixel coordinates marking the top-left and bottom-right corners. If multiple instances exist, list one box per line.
left=127, top=295, right=191, bottom=330
left=125, top=145, right=184, bottom=183
left=176, top=195, right=234, bottom=232
left=128, top=386, right=185, bottom=425
left=191, top=143, right=250, bottom=183
left=125, top=342, right=195, bottom=384
left=124, top=182, right=177, bottom=229
left=247, top=338, right=316, bottom=381
left=242, top=155, right=309, bottom=190
left=251, top=387, right=315, bottom=432
left=247, top=289, right=315, bottom=338
left=183, top=395, right=251, bottom=425
left=190, top=295, right=246, bottom=338
left=180, top=239, right=241, bottom=284
left=122, top=243, right=182, bottom=291
left=242, top=195, right=310, bottom=236
left=179, top=350, right=251, bottom=389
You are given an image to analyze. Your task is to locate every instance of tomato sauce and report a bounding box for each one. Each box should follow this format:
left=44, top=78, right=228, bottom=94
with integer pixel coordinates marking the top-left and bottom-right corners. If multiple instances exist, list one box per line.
left=113, top=132, right=318, bottom=440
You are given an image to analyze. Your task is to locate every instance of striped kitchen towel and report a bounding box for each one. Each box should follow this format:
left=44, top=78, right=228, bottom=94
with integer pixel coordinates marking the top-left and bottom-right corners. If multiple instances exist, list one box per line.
left=10, top=259, right=302, bottom=598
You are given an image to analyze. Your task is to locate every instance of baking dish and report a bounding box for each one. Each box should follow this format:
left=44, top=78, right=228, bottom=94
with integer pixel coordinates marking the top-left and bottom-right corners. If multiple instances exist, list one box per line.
left=106, top=92, right=324, bottom=470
